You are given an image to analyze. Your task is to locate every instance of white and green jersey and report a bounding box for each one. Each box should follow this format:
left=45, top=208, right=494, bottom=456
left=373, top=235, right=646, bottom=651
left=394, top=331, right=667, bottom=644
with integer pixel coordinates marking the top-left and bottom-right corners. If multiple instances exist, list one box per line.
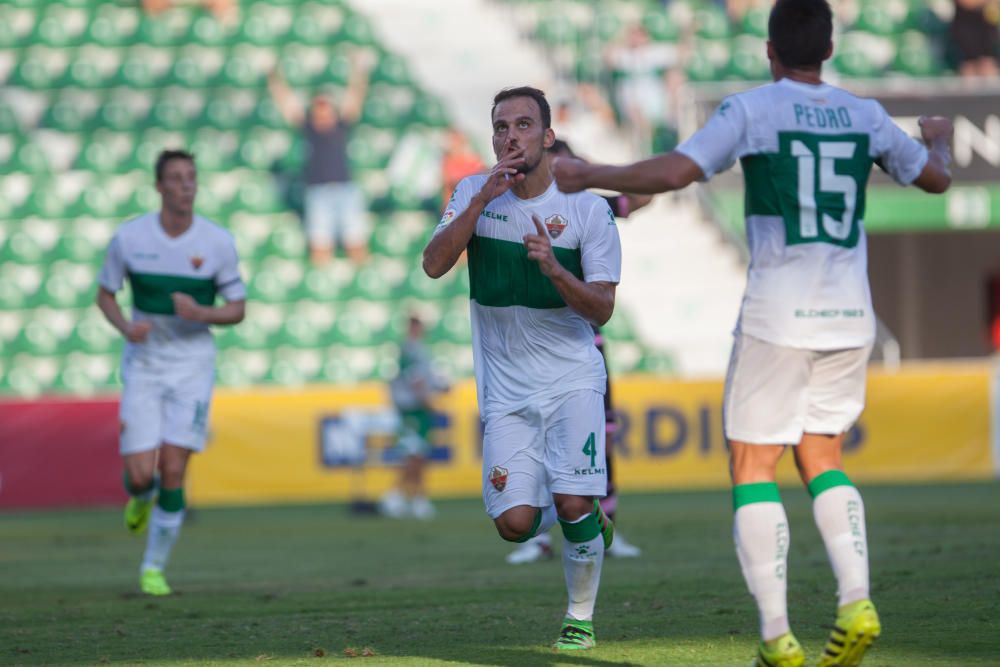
left=98, top=212, right=245, bottom=364
left=677, top=78, right=929, bottom=349
left=437, top=176, right=622, bottom=420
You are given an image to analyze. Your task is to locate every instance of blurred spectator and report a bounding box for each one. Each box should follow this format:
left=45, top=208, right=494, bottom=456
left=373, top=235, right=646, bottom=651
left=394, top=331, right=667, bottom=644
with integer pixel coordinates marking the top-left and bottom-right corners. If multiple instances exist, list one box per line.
left=142, top=0, right=239, bottom=24
left=440, top=127, right=484, bottom=210
left=604, top=23, right=683, bottom=153
left=268, top=53, right=374, bottom=266
left=951, top=0, right=1000, bottom=78
left=380, top=316, right=449, bottom=521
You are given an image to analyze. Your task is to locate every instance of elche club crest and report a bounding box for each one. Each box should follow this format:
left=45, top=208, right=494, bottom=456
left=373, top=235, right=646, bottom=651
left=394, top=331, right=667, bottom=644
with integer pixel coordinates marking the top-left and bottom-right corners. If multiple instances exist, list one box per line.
left=544, top=214, right=568, bottom=239
left=488, top=466, right=508, bottom=492
left=190, top=254, right=204, bottom=270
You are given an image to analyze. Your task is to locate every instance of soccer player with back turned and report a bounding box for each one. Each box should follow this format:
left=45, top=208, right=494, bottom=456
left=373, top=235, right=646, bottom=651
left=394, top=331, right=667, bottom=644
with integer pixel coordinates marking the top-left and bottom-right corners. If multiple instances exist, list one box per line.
left=423, top=86, right=622, bottom=650
left=97, top=150, right=246, bottom=596
left=553, top=1, right=953, bottom=664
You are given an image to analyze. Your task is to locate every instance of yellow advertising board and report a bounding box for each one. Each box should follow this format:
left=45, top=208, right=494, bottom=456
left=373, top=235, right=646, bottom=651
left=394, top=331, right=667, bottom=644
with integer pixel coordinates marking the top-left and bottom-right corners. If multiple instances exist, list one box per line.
left=188, top=363, right=995, bottom=506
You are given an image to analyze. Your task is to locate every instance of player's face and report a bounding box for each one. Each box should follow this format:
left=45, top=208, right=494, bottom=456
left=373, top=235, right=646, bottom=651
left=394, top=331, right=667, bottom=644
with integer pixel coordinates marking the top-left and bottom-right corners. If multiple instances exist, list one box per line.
left=156, top=158, right=197, bottom=216
left=491, top=96, right=554, bottom=175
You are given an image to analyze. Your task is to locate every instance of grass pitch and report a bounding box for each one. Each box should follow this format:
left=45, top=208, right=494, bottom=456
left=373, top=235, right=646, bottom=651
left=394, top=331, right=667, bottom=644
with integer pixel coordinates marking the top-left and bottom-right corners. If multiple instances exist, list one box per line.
left=2, top=482, right=998, bottom=666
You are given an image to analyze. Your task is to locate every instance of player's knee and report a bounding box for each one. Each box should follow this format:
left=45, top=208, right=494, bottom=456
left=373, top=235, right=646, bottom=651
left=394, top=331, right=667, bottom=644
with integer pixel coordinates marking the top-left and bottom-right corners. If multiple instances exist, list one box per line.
left=494, top=508, right=537, bottom=542
left=124, top=469, right=155, bottom=494
left=554, top=494, right=592, bottom=522
left=158, top=462, right=187, bottom=488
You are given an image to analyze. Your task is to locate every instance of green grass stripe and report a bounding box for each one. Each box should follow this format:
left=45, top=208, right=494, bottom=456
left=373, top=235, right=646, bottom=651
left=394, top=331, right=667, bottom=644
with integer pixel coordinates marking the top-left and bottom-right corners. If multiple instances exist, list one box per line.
left=807, top=469, right=855, bottom=499
left=732, top=481, right=782, bottom=511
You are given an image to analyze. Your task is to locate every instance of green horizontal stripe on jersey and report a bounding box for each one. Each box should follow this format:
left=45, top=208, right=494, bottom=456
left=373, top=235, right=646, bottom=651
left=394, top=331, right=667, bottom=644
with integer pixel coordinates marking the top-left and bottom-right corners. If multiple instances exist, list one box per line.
left=128, top=271, right=216, bottom=315
left=467, top=234, right=583, bottom=309
left=732, top=482, right=782, bottom=511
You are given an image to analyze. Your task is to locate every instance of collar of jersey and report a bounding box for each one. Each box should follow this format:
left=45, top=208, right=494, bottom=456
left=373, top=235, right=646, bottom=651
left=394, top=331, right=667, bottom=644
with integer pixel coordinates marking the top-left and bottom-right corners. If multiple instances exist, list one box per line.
left=777, top=77, right=831, bottom=94
left=505, top=179, right=557, bottom=205
left=152, top=213, right=201, bottom=244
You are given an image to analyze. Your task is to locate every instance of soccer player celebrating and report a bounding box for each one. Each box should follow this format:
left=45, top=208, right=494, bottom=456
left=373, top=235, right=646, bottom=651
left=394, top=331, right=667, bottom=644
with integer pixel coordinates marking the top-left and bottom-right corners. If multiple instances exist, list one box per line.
left=97, top=150, right=246, bottom=596
left=423, top=86, right=622, bottom=650
left=553, top=1, right=953, bottom=664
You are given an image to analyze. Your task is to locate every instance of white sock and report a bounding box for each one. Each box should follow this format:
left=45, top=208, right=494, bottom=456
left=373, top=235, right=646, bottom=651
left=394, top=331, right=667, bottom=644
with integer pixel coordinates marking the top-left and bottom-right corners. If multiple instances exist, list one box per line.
left=537, top=505, right=557, bottom=535
left=813, top=485, right=870, bottom=607
left=141, top=506, right=185, bottom=573
left=528, top=532, right=552, bottom=548
left=734, top=501, right=791, bottom=640
left=561, top=515, right=605, bottom=621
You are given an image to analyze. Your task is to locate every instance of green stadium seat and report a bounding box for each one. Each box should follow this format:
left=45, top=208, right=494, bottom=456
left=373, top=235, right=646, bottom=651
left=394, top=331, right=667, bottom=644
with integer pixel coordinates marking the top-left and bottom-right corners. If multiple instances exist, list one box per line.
left=0, top=102, right=20, bottom=134
left=147, top=93, right=200, bottom=131
left=429, top=301, right=471, bottom=345
left=288, top=3, right=344, bottom=46
left=694, top=5, right=730, bottom=40
left=116, top=45, right=172, bottom=89
left=40, top=91, right=100, bottom=132
left=685, top=40, right=729, bottom=82
left=410, top=95, right=449, bottom=129
left=52, top=352, right=119, bottom=395
left=833, top=31, right=892, bottom=78
left=350, top=259, right=405, bottom=301
left=300, top=264, right=354, bottom=301
left=371, top=53, right=412, bottom=87
left=854, top=0, right=907, bottom=37
left=61, top=45, right=121, bottom=89
left=67, top=309, right=123, bottom=355
left=216, top=349, right=269, bottom=385
left=892, top=31, right=945, bottom=77
left=188, top=14, right=239, bottom=47
left=0, top=6, right=35, bottom=49
left=238, top=3, right=292, bottom=47
left=0, top=354, right=59, bottom=397
left=87, top=5, right=140, bottom=47
left=534, top=13, right=578, bottom=46
left=636, top=349, right=676, bottom=375
left=741, top=6, right=769, bottom=38
left=35, top=262, right=95, bottom=309
left=0, top=265, right=43, bottom=309
left=336, top=13, right=376, bottom=47
left=97, top=89, right=150, bottom=132
left=605, top=340, right=642, bottom=374
left=728, top=35, right=769, bottom=81
left=643, top=9, right=682, bottom=43
left=33, top=5, right=90, bottom=48
left=246, top=257, right=304, bottom=303
left=260, top=224, right=307, bottom=260
left=10, top=46, right=69, bottom=89
left=135, top=11, right=192, bottom=48
left=189, top=128, right=240, bottom=172
left=317, top=51, right=352, bottom=87
left=218, top=49, right=265, bottom=88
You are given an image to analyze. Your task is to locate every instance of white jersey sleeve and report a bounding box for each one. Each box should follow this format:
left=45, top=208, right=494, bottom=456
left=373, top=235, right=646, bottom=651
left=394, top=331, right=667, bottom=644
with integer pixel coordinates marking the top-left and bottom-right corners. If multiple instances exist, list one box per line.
left=98, top=232, right=126, bottom=293
left=434, top=175, right=482, bottom=237
left=675, top=95, right=750, bottom=179
left=870, top=101, right=929, bottom=186
left=215, top=233, right=246, bottom=302
left=580, top=199, right=622, bottom=284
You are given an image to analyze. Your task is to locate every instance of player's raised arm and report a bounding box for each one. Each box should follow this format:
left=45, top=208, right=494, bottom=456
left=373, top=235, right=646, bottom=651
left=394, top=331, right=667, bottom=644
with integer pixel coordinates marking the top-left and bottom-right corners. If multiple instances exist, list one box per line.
left=553, top=152, right=705, bottom=196
left=422, top=148, right=526, bottom=279
left=523, top=215, right=616, bottom=325
left=911, top=116, right=953, bottom=194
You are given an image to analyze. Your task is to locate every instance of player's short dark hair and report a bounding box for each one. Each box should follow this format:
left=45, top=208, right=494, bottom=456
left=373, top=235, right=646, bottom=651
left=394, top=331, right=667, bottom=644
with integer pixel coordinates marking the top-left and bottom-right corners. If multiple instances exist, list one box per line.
left=492, top=86, right=551, bottom=129
left=768, top=0, right=833, bottom=69
left=547, top=138, right=578, bottom=157
left=155, top=149, right=196, bottom=182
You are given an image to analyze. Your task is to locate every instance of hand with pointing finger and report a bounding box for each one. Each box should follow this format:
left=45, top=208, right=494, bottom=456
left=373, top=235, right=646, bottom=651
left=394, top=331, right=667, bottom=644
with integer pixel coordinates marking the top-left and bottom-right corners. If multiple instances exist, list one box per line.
left=524, top=215, right=563, bottom=278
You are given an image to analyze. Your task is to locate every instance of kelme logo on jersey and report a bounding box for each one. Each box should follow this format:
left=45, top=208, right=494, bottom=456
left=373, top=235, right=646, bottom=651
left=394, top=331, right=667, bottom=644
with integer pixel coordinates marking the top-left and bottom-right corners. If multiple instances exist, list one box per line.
left=190, top=255, right=204, bottom=270
left=544, top=214, right=568, bottom=239
left=489, top=466, right=508, bottom=492
left=440, top=209, right=456, bottom=225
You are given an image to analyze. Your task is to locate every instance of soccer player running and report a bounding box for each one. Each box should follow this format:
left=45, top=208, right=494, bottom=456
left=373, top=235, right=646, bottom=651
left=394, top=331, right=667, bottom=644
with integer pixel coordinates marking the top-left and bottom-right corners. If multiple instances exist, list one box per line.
left=553, top=1, right=953, bottom=664
left=97, top=150, right=246, bottom=596
left=423, top=86, right=621, bottom=650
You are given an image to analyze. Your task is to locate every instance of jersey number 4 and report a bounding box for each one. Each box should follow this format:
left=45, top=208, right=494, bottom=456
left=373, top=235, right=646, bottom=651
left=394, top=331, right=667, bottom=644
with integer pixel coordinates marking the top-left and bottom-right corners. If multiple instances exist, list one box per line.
left=582, top=432, right=597, bottom=468
left=782, top=133, right=871, bottom=249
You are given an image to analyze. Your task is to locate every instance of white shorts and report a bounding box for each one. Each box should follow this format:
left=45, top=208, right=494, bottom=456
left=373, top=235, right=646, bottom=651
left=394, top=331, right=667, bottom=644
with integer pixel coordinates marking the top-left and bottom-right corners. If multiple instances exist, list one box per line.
left=119, top=356, right=215, bottom=455
left=723, top=333, right=872, bottom=445
left=481, top=389, right=606, bottom=519
left=304, top=181, right=370, bottom=248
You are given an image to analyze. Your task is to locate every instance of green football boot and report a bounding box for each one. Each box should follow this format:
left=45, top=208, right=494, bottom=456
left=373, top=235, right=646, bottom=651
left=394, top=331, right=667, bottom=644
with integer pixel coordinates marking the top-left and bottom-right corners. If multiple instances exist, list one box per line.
left=124, top=497, right=152, bottom=535
left=140, top=568, right=172, bottom=596
left=817, top=599, right=881, bottom=667
left=553, top=618, right=596, bottom=651
left=754, top=632, right=805, bottom=667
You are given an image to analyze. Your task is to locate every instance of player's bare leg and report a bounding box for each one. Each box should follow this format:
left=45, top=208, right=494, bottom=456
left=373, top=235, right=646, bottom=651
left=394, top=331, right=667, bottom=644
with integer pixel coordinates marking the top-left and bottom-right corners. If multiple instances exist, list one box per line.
left=730, top=441, right=805, bottom=666
left=796, top=434, right=880, bottom=666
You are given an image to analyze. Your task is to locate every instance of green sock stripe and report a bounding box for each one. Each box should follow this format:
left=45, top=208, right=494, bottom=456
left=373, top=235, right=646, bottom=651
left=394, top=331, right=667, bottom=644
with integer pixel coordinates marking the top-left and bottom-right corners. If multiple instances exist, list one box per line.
left=559, top=511, right=601, bottom=543
left=157, top=487, right=185, bottom=512
left=122, top=471, right=154, bottom=496
left=732, top=482, right=782, bottom=512
left=808, top=470, right=854, bottom=499
left=512, top=508, right=543, bottom=543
